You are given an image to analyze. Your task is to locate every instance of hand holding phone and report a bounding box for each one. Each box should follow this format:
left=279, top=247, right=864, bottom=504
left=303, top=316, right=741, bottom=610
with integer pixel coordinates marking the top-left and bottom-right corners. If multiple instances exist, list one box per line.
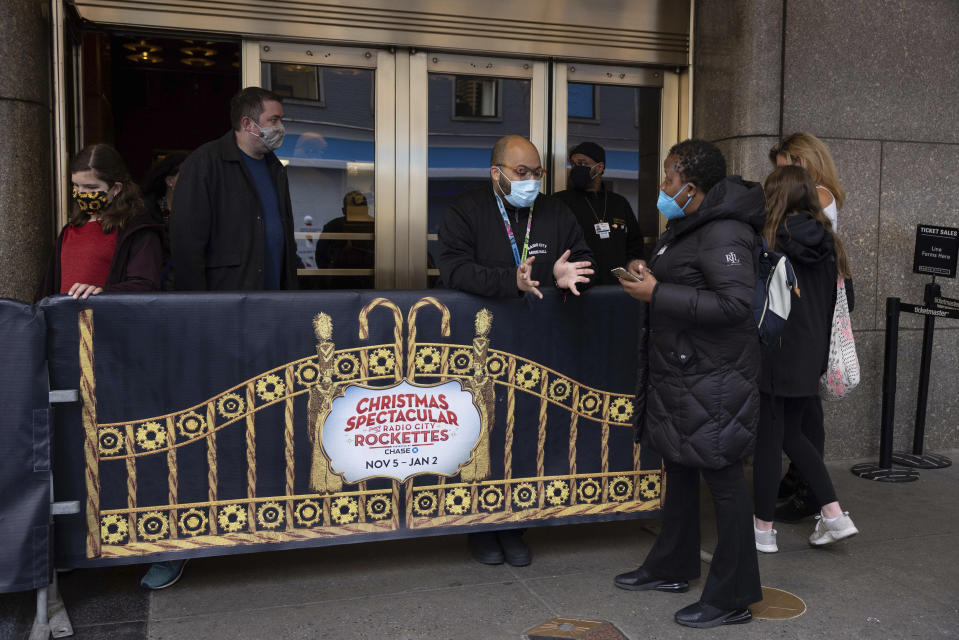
left=610, top=266, right=641, bottom=282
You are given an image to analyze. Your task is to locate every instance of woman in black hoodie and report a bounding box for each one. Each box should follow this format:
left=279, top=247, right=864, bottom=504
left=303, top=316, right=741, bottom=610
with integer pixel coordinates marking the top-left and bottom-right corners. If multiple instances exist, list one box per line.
left=752, top=165, right=858, bottom=553
left=615, top=140, right=764, bottom=629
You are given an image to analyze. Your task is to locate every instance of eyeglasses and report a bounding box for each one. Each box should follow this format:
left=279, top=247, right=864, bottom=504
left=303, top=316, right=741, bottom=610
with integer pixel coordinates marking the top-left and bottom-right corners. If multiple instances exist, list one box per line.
left=495, top=164, right=546, bottom=180
left=569, top=159, right=600, bottom=168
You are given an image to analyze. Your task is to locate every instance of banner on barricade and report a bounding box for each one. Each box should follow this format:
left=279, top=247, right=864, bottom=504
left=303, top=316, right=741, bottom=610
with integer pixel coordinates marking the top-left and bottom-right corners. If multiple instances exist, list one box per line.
left=39, top=288, right=660, bottom=567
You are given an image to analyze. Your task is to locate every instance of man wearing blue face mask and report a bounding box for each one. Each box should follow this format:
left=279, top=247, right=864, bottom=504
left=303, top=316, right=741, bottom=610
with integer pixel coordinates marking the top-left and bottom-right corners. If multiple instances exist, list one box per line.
left=437, top=135, right=594, bottom=567
left=438, top=135, right=594, bottom=299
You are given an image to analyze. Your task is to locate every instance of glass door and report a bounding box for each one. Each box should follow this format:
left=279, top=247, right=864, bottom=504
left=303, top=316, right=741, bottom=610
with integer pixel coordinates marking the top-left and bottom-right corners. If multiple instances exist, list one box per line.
left=244, top=42, right=395, bottom=289
left=552, top=63, right=675, bottom=257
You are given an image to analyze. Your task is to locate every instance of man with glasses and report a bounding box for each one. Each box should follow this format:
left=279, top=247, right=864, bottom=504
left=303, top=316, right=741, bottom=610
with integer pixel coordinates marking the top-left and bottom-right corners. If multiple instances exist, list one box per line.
left=554, top=141, right=645, bottom=285
left=438, top=135, right=594, bottom=300
left=437, top=134, right=594, bottom=567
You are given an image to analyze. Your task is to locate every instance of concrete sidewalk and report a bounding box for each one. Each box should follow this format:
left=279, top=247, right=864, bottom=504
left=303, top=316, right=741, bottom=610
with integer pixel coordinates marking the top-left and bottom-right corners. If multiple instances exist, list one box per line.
left=3, top=454, right=958, bottom=639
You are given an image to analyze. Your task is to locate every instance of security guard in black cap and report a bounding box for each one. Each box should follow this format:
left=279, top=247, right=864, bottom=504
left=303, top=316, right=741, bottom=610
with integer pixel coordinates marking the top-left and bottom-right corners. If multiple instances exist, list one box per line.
left=554, top=141, right=645, bottom=285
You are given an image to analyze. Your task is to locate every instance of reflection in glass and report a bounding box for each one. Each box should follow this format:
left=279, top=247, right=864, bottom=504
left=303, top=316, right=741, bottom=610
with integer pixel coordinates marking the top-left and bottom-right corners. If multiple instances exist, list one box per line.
left=270, top=64, right=321, bottom=102
left=568, top=83, right=596, bottom=120
left=567, top=84, right=661, bottom=256
left=262, top=63, right=375, bottom=288
left=428, top=74, right=531, bottom=285
left=454, top=77, right=499, bottom=118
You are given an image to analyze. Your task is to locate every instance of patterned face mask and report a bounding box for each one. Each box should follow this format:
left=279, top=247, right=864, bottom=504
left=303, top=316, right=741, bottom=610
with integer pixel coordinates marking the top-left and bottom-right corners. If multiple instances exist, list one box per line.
left=73, top=187, right=111, bottom=213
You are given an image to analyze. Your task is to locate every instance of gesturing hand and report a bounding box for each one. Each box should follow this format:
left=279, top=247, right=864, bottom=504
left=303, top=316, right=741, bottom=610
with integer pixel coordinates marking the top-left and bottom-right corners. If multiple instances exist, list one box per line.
left=516, top=256, right=542, bottom=299
left=553, top=249, right=594, bottom=296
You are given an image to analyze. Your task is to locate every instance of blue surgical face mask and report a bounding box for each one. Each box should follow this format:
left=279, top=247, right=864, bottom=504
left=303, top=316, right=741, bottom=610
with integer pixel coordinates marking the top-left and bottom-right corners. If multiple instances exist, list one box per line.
left=657, top=182, right=693, bottom=220
left=499, top=171, right=541, bottom=209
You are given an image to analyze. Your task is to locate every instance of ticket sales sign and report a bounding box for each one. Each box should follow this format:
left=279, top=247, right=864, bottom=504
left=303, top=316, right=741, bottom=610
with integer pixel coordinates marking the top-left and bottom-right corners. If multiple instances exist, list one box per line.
left=913, top=224, right=958, bottom=278
left=321, top=380, right=482, bottom=483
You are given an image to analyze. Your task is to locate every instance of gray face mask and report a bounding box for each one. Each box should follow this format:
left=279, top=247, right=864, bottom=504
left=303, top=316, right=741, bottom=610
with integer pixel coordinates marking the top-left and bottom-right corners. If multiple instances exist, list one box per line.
left=250, top=120, right=286, bottom=150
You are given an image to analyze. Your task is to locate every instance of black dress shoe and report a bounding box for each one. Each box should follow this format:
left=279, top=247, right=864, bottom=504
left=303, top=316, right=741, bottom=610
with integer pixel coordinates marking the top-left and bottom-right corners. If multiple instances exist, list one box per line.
left=468, top=532, right=504, bottom=565
left=496, top=529, right=531, bottom=567
left=614, top=567, right=689, bottom=593
left=674, top=601, right=752, bottom=628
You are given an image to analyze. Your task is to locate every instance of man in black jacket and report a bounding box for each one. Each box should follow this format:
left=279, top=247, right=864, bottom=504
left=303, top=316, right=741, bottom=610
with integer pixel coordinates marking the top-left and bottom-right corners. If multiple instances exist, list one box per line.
left=438, top=135, right=594, bottom=298
left=554, top=141, right=645, bottom=285
left=145, top=88, right=298, bottom=591
left=437, top=134, right=594, bottom=568
left=171, top=87, right=298, bottom=291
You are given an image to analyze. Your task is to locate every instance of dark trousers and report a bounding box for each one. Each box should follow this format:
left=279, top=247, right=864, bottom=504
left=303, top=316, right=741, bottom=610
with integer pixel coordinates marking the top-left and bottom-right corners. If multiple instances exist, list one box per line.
left=801, top=395, right=825, bottom=456
left=754, top=394, right=838, bottom=520
left=641, top=459, right=762, bottom=610
left=784, top=396, right=825, bottom=488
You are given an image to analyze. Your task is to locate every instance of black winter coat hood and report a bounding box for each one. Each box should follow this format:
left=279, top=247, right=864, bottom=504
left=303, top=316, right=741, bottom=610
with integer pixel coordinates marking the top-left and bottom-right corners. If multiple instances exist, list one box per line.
left=637, top=175, right=764, bottom=469
left=775, top=213, right=834, bottom=266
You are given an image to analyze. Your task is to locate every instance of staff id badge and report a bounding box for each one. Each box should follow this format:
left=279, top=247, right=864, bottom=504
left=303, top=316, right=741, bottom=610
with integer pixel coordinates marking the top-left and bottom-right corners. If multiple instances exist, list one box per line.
left=594, top=222, right=610, bottom=239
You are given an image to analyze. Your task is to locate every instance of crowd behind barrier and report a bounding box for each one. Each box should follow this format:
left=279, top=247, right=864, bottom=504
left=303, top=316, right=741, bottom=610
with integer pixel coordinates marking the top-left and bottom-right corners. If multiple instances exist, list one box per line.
left=0, top=286, right=661, bottom=591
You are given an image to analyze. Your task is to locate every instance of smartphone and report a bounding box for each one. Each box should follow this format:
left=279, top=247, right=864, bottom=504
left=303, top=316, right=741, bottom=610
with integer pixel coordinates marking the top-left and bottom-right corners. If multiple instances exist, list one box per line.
left=610, top=266, right=641, bottom=282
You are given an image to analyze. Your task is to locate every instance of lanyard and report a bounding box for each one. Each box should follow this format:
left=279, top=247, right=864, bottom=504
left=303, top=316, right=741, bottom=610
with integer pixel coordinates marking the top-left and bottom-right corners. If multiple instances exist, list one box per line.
left=582, top=190, right=608, bottom=223
left=494, top=193, right=534, bottom=267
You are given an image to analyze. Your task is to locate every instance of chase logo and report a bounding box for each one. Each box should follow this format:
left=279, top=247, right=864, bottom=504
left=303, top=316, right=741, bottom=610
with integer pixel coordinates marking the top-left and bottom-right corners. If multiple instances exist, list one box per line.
left=725, top=252, right=742, bottom=266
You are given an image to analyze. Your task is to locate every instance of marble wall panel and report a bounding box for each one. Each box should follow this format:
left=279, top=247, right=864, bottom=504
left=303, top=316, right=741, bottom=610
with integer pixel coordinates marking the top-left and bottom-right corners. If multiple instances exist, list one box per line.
left=0, top=100, right=52, bottom=302
left=711, top=136, right=780, bottom=184
left=783, top=0, right=959, bottom=143
left=877, top=142, right=959, bottom=331
left=693, top=0, right=783, bottom=141
left=822, top=327, right=959, bottom=460
left=820, top=138, right=882, bottom=331
left=0, top=0, right=50, bottom=105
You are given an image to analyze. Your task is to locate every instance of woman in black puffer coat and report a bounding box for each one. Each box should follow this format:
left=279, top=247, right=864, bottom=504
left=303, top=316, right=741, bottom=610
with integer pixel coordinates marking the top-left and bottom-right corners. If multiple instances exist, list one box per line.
left=752, top=165, right=858, bottom=553
left=615, top=140, right=764, bottom=630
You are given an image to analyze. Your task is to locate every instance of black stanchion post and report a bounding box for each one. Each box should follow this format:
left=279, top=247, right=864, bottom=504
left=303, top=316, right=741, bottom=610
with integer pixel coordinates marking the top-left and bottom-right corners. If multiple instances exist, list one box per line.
left=893, top=281, right=952, bottom=469
left=879, top=296, right=900, bottom=469
left=852, top=297, right=919, bottom=482
left=912, top=307, right=935, bottom=455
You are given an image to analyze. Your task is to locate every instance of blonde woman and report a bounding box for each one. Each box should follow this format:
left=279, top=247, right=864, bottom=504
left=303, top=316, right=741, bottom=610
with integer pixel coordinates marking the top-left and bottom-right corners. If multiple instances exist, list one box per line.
left=769, top=132, right=844, bottom=230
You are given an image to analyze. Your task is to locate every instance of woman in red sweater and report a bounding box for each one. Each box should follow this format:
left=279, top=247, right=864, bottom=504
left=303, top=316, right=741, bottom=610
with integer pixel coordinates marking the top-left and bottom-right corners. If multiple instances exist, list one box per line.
left=39, top=144, right=162, bottom=300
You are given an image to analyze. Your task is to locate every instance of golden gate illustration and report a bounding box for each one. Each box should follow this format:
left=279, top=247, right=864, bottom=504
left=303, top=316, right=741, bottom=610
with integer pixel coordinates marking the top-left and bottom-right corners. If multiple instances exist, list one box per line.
left=80, top=297, right=663, bottom=559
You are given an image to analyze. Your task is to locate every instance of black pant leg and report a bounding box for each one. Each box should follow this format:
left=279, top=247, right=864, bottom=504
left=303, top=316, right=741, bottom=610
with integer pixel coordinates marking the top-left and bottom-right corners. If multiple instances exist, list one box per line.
left=700, top=461, right=764, bottom=610
left=641, top=460, right=702, bottom=580
left=782, top=396, right=838, bottom=507
left=801, top=395, right=826, bottom=456
left=753, top=392, right=784, bottom=521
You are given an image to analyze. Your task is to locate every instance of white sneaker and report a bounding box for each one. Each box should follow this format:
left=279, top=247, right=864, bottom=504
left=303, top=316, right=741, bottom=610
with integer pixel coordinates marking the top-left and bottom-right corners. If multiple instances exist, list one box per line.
left=809, top=512, right=859, bottom=546
left=755, top=527, right=778, bottom=553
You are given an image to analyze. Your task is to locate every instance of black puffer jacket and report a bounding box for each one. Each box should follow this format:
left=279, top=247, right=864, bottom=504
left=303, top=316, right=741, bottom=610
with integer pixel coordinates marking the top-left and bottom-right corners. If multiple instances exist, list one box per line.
left=636, top=176, right=765, bottom=469
left=760, top=212, right=838, bottom=397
